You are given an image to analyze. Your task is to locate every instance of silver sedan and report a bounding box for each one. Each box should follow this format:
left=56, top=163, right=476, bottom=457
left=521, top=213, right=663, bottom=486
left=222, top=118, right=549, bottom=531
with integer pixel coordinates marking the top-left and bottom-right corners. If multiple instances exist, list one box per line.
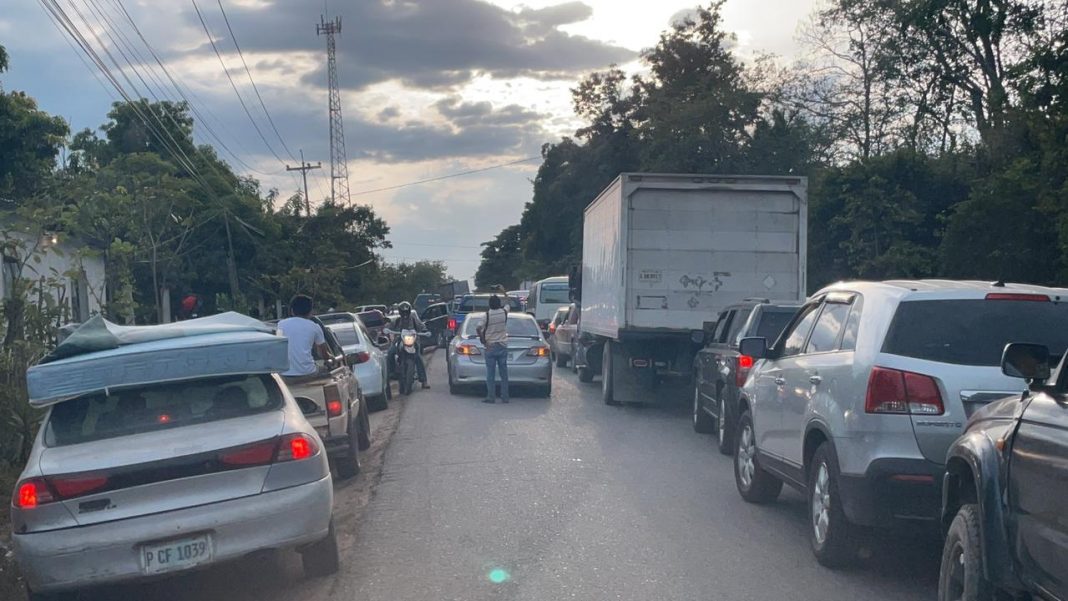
left=446, top=311, right=553, bottom=397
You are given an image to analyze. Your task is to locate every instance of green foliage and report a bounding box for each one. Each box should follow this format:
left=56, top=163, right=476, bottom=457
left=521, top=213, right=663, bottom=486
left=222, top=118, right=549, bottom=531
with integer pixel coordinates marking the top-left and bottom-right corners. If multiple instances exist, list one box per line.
left=0, top=90, right=69, bottom=200
left=360, top=261, right=449, bottom=307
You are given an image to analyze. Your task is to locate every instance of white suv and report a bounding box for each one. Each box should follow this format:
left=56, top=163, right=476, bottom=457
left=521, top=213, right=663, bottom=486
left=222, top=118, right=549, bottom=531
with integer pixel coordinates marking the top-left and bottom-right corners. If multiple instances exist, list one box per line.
left=733, top=280, right=1068, bottom=567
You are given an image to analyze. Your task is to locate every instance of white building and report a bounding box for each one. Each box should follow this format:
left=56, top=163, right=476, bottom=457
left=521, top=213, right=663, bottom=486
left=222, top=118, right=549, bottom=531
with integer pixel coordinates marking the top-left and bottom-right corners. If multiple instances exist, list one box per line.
left=0, top=227, right=106, bottom=323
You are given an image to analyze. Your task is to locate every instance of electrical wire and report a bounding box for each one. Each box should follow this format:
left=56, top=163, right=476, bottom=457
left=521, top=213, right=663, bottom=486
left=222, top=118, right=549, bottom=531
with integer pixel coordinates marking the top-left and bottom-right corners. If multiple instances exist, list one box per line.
left=349, top=156, right=542, bottom=197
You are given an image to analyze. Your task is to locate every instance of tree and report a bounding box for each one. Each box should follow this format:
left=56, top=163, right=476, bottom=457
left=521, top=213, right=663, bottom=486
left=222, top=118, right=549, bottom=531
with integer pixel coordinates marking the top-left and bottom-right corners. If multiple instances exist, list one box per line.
left=0, top=44, right=8, bottom=73
left=361, top=261, right=448, bottom=306
left=0, top=91, right=68, bottom=201
left=475, top=225, right=523, bottom=290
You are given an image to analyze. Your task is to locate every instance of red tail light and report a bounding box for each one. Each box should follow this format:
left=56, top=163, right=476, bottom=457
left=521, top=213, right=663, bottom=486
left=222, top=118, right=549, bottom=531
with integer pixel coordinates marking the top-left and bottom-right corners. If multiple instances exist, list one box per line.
left=549, top=322, right=557, bottom=334
left=13, top=479, right=54, bottom=509
left=220, top=439, right=278, bottom=467
left=277, top=433, right=319, bottom=462
left=325, top=384, right=343, bottom=417
left=736, top=355, right=754, bottom=387
left=353, top=351, right=371, bottom=364
left=985, top=293, right=1049, bottom=302
left=865, top=366, right=944, bottom=415
left=448, top=318, right=457, bottom=330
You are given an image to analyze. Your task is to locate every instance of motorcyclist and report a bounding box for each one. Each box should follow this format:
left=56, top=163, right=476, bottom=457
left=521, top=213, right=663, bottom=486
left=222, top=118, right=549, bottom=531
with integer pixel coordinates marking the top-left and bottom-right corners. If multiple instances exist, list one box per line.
left=389, top=301, right=429, bottom=389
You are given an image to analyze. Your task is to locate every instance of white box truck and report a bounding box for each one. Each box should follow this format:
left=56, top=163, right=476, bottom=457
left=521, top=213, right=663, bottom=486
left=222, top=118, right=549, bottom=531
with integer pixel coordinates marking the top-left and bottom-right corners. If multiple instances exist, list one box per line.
left=576, top=173, right=807, bottom=405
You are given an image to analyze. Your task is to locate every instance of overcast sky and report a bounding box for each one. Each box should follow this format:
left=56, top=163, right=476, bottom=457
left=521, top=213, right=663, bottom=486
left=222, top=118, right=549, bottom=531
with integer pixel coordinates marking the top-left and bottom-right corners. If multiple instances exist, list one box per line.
left=1, top=0, right=818, bottom=284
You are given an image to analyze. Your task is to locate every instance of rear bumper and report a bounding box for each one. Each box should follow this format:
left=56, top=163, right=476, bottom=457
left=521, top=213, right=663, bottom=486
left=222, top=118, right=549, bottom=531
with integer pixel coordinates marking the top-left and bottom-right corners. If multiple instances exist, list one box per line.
left=14, top=476, right=333, bottom=593
left=452, top=356, right=552, bottom=385
left=837, top=458, right=943, bottom=527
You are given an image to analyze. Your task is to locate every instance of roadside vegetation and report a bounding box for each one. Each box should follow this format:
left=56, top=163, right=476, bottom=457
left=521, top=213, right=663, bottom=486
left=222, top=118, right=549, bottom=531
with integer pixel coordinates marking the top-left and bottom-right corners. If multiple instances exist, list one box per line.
left=477, top=0, right=1068, bottom=292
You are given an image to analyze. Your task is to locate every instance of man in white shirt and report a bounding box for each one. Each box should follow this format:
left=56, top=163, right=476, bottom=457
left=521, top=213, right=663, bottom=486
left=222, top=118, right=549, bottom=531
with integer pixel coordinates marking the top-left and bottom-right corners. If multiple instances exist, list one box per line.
left=478, top=295, right=510, bottom=404
left=277, top=295, right=330, bottom=377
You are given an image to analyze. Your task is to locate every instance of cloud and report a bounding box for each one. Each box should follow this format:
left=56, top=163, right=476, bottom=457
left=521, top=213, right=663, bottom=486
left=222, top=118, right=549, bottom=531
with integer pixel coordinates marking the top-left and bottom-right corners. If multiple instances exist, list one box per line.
left=192, top=0, right=634, bottom=92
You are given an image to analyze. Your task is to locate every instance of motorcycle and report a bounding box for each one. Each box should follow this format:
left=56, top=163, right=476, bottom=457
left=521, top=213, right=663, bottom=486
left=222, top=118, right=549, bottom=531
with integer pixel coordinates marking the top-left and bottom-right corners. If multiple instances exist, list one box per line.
left=385, top=328, right=431, bottom=395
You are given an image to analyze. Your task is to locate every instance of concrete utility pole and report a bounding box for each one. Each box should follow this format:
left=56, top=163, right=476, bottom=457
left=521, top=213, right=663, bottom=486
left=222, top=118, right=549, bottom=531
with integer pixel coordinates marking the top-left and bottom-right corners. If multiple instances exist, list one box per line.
left=317, top=15, right=351, bottom=206
left=286, top=149, right=322, bottom=217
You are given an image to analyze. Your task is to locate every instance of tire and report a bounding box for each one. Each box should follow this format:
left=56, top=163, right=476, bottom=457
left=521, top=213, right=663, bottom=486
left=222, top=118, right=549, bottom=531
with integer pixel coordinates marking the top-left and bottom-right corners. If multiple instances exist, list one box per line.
left=939, top=504, right=994, bottom=601
left=808, top=442, right=858, bottom=568
left=367, top=393, right=388, bottom=412
left=401, top=360, right=414, bottom=395
left=302, top=520, right=340, bottom=578
left=541, top=383, right=552, bottom=398
left=734, top=411, right=782, bottom=504
left=602, top=341, right=620, bottom=406
left=334, top=421, right=361, bottom=480
left=692, top=383, right=715, bottom=434
left=356, top=404, right=371, bottom=451
left=448, top=363, right=460, bottom=395
left=555, top=351, right=568, bottom=368
left=578, top=366, right=593, bottom=382
left=716, top=396, right=733, bottom=455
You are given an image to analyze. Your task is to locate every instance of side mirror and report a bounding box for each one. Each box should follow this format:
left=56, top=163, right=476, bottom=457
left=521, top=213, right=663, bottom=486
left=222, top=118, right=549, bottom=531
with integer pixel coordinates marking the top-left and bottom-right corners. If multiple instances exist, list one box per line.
left=1001, top=343, right=1051, bottom=381
left=295, top=396, right=320, bottom=416
left=739, top=337, right=769, bottom=360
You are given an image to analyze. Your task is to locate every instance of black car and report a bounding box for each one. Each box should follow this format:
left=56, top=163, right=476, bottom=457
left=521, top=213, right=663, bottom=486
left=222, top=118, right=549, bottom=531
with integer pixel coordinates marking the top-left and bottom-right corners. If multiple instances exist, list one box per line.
left=420, top=302, right=451, bottom=346
left=692, top=300, right=800, bottom=454
left=939, top=342, right=1068, bottom=601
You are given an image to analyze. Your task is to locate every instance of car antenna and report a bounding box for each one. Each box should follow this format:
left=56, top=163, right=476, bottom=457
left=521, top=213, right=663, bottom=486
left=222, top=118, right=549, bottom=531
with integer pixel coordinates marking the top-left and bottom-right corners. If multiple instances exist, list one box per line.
left=992, top=280, right=1006, bottom=287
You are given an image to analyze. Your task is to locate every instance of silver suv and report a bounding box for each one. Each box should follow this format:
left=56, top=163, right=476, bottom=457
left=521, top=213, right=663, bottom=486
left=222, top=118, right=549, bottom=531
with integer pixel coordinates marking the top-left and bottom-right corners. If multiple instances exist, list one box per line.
left=733, top=280, right=1068, bottom=567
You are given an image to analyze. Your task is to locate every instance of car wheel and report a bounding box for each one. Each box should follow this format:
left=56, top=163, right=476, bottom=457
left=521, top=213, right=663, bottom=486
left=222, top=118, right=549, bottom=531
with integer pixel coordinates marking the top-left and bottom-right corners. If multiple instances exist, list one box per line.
left=334, top=422, right=361, bottom=480
left=448, top=364, right=460, bottom=395
left=734, top=411, right=782, bottom=504
left=302, top=520, right=340, bottom=578
left=716, top=397, right=733, bottom=455
left=939, top=504, right=993, bottom=601
left=356, top=404, right=371, bottom=451
left=541, top=383, right=552, bottom=398
left=808, top=442, right=858, bottom=568
left=367, top=393, right=388, bottom=412
left=692, top=383, right=715, bottom=434
left=602, top=342, right=620, bottom=406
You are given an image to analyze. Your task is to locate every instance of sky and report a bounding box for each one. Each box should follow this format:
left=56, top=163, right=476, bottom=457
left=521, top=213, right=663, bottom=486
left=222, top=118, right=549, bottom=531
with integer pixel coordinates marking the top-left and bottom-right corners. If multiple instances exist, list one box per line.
left=0, top=0, right=818, bottom=284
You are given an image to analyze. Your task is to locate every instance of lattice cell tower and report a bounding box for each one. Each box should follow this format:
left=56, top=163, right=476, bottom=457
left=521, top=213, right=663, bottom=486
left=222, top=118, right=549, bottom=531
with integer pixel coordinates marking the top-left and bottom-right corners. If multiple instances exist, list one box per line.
left=317, top=15, right=350, bottom=205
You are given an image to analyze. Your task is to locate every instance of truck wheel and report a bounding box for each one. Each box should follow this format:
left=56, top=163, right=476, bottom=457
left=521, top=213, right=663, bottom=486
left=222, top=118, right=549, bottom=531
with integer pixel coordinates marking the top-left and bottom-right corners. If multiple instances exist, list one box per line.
left=734, top=411, right=782, bottom=504
left=808, top=442, right=858, bottom=568
left=335, top=422, right=361, bottom=480
left=356, top=404, right=371, bottom=451
left=692, top=383, right=715, bottom=433
left=602, top=341, right=621, bottom=406
left=301, top=520, right=340, bottom=578
left=939, top=504, right=993, bottom=601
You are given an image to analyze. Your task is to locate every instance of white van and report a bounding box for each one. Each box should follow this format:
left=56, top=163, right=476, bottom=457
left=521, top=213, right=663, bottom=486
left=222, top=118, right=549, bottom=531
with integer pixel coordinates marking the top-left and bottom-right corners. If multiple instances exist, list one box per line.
left=526, top=276, right=571, bottom=331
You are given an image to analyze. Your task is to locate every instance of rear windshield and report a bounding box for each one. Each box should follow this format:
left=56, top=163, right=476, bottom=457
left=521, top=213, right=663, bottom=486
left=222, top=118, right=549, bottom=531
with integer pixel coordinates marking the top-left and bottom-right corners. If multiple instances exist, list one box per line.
left=539, top=283, right=570, bottom=304
left=883, top=299, right=1068, bottom=366
left=755, top=309, right=799, bottom=342
left=46, top=374, right=284, bottom=446
left=328, top=323, right=362, bottom=347
left=459, top=296, right=521, bottom=312
left=462, top=315, right=542, bottom=338
left=357, top=311, right=386, bottom=328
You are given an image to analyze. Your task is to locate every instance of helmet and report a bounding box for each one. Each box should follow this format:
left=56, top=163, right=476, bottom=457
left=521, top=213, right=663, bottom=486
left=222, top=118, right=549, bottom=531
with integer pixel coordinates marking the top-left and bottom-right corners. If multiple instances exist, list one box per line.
left=398, top=301, right=412, bottom=316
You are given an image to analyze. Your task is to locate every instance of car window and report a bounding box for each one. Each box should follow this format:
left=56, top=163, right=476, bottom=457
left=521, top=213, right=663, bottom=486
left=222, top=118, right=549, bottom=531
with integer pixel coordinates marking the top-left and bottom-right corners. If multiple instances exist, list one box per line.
left=728, top=309, right=753, bottom=346
left=780, top=303, right=821, bottom=357
left=883, top=299, right=1068, bottom=366
left=755, top=308, right=799, bottom=343
left=45, top=374, right=284, bottom=446
left=462, top=315, right=541, bottom=338
left=328, top=323, right=362, bottom=347
left=839, top=297, right=864, bottom=351
left=568, top=305, right=580, bottom=325
left=712, top=311, right=733, bottom=343
left=805, top=301, right=853, bottom=353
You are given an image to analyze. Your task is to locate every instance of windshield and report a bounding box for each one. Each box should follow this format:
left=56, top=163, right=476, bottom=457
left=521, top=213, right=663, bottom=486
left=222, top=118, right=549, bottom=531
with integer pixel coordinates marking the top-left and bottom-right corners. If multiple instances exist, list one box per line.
left=538, top=284, right=570, bottom=304
left=458, top=296, right=521, bottom=312
left=884, top=300, right=1068, bottom=366
left=754, top=308, right=800, bottom=343
left=46, top=375, right=283, bottom=446
left=461, top=315, right=541, bottom=339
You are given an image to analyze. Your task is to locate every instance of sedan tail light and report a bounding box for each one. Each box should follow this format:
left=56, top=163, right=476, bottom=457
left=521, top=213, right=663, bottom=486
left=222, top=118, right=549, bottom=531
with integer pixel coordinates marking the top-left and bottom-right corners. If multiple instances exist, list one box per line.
left=12, top=473, right=109, bottom=509
left=865, top=366, right=944, bottom=415
left=735, top=354, right=754, bottom=387
left=220, top=434, right=320, bottom=467
left=13, top=478, right=55, bottom=509
left=457, top=343, right=481, bottom=356
left=276, top=433, right=319, bottom=462
left=448, top=318, right=457, bottom=331
left=527, top=345, right=550, bottom=357
left=353, top=351, right=371, bottom=364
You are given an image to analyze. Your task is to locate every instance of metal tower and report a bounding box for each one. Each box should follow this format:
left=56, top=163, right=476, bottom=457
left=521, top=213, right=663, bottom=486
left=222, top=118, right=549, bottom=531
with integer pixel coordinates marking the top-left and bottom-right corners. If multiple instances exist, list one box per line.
left=317, top=16, right=350, bottom=205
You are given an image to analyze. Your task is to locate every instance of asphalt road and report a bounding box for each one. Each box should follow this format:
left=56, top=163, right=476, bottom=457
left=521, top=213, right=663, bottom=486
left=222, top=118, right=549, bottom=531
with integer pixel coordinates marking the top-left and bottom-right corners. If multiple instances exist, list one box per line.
left=64, top=349, right=941, bottom=601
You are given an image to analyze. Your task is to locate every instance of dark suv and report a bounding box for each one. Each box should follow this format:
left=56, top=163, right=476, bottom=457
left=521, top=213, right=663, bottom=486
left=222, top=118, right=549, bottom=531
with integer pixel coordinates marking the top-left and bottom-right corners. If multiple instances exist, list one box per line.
left=693, top=300, right=800, bottom=454
left=939, top=342, right=1068, bottom=601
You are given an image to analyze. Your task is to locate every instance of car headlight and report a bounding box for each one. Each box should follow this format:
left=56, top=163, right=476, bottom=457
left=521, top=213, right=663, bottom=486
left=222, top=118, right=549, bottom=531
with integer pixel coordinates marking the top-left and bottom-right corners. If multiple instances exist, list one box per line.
left=403, top=334, right=416, bottom=346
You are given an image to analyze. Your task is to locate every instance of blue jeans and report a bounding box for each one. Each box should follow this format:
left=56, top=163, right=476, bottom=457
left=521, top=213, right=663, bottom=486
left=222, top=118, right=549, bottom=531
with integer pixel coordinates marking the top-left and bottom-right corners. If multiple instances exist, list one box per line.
left=485, top=343, right=509, bottom=401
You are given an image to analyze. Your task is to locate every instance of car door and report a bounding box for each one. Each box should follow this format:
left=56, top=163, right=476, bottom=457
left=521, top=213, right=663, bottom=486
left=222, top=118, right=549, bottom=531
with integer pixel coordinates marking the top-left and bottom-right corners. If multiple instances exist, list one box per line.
left=781, top=294, right=855, bottom=466
left=1008, top=388, right=1068, bottom=599
left=755, top=301, right=822, bottom=461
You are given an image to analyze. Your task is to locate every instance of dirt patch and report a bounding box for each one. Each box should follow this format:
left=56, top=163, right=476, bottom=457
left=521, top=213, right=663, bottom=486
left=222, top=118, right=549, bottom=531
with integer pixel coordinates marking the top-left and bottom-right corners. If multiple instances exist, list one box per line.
left=0, top=464, right=22, bottom=600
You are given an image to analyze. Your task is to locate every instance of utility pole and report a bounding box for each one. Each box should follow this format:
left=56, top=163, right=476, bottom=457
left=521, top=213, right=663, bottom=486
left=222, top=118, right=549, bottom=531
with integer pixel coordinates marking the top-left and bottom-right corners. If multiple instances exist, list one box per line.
left=317, top=15, right=351, bottom=206
left=286, top=149, right=321, bottom=217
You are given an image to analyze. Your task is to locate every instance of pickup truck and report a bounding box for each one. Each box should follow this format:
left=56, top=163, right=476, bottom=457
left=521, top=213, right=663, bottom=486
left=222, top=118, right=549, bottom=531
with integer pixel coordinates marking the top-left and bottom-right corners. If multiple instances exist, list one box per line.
left=279, top=317, right=371, bottom=479
left=692, top=300, right=799, bottom=454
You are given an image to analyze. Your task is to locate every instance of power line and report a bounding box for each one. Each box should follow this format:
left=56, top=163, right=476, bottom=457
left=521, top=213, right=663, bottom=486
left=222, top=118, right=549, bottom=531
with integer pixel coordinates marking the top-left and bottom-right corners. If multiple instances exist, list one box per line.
left=349, top=156, right=541, bottom=197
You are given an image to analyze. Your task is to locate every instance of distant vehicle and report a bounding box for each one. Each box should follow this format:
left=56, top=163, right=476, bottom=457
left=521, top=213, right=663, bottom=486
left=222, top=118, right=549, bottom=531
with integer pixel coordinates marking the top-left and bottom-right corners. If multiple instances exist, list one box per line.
left=414, top=293, right=442, bottom=315
left=577, top=173, right=807, bottom=406
left=448, top=293, right=522, bottom=339
left=354, top=304, right=387, bottom=315
left=939, top=342, right=1068, bottom=601
left=420, top=301, right=451, bottom=346
left=526, top=276, right=570, bottom=332
left=693, top=300, right=800, bottom=454
left=547, top=305, right=571, bottom=367
left=446, top=311, right=552, bottom=397
left=355, top=309, right=389, bottom=340
left=13, top=314, right=339, bottom=599
left=437, top=280, right=470, bottom=300
left=508, top=289, right=529, bottom=308
left=734, top=280, right=1068, bottom=568
left=326, top=317, right=391, bottom=411
left=553, top=302, right=580, bottom=371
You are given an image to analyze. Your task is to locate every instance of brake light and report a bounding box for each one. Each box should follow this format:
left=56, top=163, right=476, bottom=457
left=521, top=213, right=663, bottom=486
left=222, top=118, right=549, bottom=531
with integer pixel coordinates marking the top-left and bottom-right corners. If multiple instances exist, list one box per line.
left=549, top=322, right=557, bottom=334
left=220, top=439, right=278, bottom=466
left=277, top=433, right=318, bottom=462
left=353, top=351, right=371, bottom=364
left=985, top=293, right=1050, bottom=302
left=865, top=367, right=944, bottom=415
left=457, top=343, right=481, bottom=355
left=527, top=346, right=550, bottom=357
left=736, top=355, right=754, bottom=387
left=325, top=384, right=343, bottom=417
left=327, top=400, right=343, bottom=417
left=14, top=479, right=54, bottom=508
left=448, top=318, right=457, bottom=330
left=50, top=474, right=109, bottom=499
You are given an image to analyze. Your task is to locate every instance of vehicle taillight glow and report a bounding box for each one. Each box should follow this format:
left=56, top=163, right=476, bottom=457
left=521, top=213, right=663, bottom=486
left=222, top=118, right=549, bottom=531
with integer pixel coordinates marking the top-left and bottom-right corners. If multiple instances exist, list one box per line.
left=985, top=293, right=1050, bottom=302
left=14, top=479, right=52, bottom=509
left=736, top=355, right=754, bottom=387
left=549, top=322, right=557, bottom=334
left=528, top=346, right=550, bottom=357
left=865, top=366, right=944, bottom=415
left=50, top=474, right=109, bottom=499
left=325, top=384, right=343, bottom=417
left=327, top=400, right=344, bottom=417
left=457, top=343, right=481, bottom=355
left=220, top=439, right=278, bottom=466
left=289, top=436, right=312, bottom=460
left=277, top=434, right=319, bottom=462
left=448, top=318, right=457, bottom=330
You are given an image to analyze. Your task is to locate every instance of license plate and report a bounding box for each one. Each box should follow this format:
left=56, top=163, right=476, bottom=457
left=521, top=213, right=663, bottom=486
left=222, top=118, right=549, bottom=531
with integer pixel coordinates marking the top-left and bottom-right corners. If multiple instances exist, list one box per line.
left=141, top=534, right=212, bottom=575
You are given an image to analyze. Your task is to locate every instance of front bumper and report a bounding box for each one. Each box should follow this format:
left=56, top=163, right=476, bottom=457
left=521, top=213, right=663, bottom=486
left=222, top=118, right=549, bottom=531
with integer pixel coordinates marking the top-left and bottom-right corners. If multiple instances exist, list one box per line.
left=837, top=458, right=943, bottom=527
left=452, top=356, right=552, bottom=385
left=14, top=476, right=333, bottom=593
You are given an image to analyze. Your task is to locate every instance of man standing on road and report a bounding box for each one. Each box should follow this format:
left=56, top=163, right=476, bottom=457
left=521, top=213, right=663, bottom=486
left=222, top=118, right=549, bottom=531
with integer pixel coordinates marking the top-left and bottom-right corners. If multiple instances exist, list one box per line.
left=479, top=294, right=510, bottom=404
left=278, top=294, right=330, bottom=377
